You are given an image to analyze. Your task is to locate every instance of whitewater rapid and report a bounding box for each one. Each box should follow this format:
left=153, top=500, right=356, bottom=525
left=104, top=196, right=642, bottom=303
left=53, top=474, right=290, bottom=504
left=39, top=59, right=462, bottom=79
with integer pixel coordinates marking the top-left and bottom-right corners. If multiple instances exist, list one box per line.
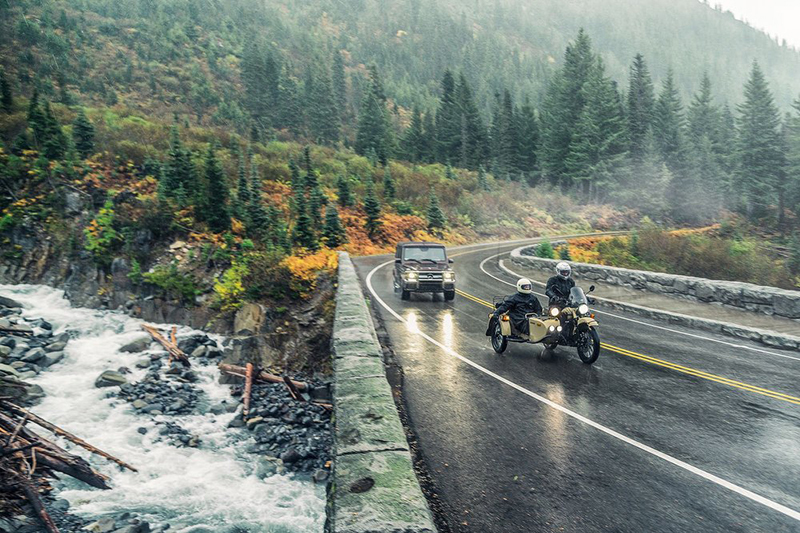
left=0, top=284, right=326, bottom=532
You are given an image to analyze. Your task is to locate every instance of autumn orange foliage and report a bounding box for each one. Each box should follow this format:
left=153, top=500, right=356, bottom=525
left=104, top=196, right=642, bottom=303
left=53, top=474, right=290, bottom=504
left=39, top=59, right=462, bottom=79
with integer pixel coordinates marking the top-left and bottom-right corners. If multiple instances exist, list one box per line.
left=282, top=249, right=339, bottom=297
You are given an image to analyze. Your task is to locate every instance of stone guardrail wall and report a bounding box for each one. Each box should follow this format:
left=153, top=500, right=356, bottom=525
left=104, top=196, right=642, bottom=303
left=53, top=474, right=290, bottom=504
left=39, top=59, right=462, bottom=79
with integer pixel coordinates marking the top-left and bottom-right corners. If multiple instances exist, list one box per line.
left=511, top=247, right=800, bottom=319
left=510, top=247, right=800, bottom=350
left=328, top=252, right=435, bottom=533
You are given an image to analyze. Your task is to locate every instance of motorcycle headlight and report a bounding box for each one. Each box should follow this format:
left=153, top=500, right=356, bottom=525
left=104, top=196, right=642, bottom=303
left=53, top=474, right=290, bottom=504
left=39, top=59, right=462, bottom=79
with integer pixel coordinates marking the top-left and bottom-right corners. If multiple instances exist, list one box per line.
left=578, top=304, right=589, bottom=315
left=550, top=307, right=560, bottom=317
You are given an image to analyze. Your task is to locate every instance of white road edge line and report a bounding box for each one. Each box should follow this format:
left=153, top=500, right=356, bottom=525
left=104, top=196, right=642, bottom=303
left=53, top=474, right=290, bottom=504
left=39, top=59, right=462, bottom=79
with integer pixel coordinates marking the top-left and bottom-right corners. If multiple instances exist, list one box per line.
left=365, top=259, right=800, bottom=522
left=478, top=251, right=800, bottom=363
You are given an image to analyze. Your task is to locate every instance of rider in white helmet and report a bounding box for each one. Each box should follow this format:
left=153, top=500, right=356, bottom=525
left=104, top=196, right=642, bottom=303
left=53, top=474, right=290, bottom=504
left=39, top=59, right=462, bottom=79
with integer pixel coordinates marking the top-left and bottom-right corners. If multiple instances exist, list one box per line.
left=490, top=277, right=543, bottom=337
left=546, top=261, right=575, bottom=305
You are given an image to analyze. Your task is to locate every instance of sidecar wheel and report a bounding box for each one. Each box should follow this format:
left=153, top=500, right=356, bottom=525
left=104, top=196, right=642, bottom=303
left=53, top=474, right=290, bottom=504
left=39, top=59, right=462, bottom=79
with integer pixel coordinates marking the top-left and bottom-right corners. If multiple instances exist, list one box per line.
left=491, top=324, right=507, bottom=354
left=577, top=328, right=600, bottom=365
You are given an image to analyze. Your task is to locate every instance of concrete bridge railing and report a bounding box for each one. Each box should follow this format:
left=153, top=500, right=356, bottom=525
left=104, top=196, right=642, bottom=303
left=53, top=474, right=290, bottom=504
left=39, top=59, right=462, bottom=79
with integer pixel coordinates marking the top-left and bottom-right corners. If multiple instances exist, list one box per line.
left=328, top=252, right=435, bottom=533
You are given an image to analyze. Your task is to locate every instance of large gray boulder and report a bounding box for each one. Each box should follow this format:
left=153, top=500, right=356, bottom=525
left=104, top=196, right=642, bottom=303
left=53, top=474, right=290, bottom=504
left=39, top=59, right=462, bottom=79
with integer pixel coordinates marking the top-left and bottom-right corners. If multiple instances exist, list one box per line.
left=0, top=295, right=24, bottom=308
left=95, top=370, right=128, bottom=388
left=119, top=336, right=151, bottom=353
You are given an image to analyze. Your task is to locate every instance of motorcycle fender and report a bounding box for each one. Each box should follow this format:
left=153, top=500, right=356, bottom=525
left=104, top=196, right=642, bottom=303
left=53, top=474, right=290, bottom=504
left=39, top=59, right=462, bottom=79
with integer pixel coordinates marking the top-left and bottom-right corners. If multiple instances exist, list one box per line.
left=528, top=318, right=549, bottom=343
left=577, top=317, right=598, bottom=332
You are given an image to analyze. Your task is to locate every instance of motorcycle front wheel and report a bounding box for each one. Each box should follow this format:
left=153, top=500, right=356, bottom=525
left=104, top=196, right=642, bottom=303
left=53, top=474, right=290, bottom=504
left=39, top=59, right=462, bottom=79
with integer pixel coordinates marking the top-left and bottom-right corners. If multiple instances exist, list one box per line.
left=491, top=323, right=508, bottom=354
left=576, top=328, right=600, bottom=364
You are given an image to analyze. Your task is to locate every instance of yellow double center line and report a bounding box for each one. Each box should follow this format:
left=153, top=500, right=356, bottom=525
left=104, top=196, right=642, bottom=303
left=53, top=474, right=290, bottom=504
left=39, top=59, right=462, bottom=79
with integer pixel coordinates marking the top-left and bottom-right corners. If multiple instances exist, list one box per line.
left=454, top=288, right=800, bottom=406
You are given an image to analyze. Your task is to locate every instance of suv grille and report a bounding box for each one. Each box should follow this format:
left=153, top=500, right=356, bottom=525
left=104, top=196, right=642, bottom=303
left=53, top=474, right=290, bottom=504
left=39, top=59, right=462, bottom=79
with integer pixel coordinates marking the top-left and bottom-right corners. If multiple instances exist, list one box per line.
left=417, top=273, right=443, bottom=281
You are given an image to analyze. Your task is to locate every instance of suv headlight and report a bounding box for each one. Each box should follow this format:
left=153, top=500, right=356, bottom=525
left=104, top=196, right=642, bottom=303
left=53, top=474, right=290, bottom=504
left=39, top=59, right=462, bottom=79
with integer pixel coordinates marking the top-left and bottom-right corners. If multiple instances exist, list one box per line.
left=443, top=271, right=455, bottom=281
left=578, top=304, right=589, bottom=315
left=403, top=271, right=417, bottom=280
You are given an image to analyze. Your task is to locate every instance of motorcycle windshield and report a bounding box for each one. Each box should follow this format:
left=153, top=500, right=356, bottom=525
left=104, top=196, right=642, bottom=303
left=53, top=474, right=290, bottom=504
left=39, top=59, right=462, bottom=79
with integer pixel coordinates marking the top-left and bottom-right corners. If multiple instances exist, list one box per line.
left=568, top=287, right=588, bottom=306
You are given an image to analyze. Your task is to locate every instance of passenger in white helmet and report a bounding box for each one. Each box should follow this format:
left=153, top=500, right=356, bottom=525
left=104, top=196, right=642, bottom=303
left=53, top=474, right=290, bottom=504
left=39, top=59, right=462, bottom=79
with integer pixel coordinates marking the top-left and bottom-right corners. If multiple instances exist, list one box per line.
left=490, top=277, right=543, bottom=337
left=546, top=261, right=575, bottom=306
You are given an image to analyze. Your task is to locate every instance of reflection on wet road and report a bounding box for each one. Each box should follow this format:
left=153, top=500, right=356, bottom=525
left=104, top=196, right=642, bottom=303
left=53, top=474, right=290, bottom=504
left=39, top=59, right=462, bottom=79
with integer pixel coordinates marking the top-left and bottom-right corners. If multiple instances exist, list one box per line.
left=354, top=238, right=800, bottom=533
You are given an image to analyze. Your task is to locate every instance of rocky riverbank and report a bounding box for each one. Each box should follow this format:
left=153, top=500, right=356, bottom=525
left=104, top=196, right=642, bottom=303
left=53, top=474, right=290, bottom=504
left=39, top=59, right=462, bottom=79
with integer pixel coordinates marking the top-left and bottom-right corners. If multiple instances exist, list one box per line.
left=0, top=287, right=331, bottom=532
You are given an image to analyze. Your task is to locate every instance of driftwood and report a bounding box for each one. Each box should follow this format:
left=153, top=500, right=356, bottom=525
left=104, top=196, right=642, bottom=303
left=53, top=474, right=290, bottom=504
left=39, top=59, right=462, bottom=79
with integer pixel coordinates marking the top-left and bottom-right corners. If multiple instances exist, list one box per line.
left=0, top=401, right=137, bottom=472
left=0, top=402, right=131, bottom=532
left=141, top=324, right=190, bottom=366
left=0, top=325, right=33, bottom=336
left=242, top=363, right=254, bottom=417
left=218, top=363, right=308, bottom=391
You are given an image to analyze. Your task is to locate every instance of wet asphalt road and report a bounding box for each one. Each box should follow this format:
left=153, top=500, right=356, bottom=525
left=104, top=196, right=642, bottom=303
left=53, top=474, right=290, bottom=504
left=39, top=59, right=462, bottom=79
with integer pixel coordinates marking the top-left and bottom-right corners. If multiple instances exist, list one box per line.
left=352, top=238, right=800, bottom=533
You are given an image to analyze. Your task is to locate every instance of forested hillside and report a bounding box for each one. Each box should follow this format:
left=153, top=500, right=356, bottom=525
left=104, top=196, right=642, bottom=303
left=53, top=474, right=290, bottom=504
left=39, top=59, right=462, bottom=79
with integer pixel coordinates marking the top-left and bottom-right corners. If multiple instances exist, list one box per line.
left=1, top=0, right=800, bottom=299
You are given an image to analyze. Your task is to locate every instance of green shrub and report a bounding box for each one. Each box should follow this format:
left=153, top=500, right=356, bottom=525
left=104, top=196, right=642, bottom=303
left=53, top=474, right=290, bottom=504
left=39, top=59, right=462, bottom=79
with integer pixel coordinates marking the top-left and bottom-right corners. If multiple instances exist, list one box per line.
left=535, top=238, right=554, bottom=259
left=84, top=199, right=120, bottom=266
left=127, top=258, right=143, bottom=284
left=142, top=262, right=198, bottom=302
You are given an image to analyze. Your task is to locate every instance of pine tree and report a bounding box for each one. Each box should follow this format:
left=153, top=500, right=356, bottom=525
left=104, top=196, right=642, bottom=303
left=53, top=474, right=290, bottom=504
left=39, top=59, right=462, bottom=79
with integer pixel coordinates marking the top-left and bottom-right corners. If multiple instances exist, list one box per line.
left=308, top=184, right=324, bottom=227
left=355, top=80, right=391, bottom=165
left=382, top=167, right=396, bottom=200
left=322, top=204, right=347, bottom=248
left=363, top=181, right=382, bottom=240
left=688, top=72, right=721, bottom=144
left=564, top=57, right=627, bottom=199
left=627, top=54, right=656, bottom=162
left=494, top=89, right=518, bottom=176
left=236, top=152, right=251, bottom=222
left=421, top=111, right=437, bottom=163
left=72, top=108, right=95, bottom=159
left=277, top=71, right=303, bottom=134
left=0, top=68, right=12, bottom=113
left=737, top=61, right=784, bottom=220
left=788, top=233, right=800, bottom=275
left=653, top=69, right=687, bottom=174
left=558, top=245, right=572, bottom=261
left=337, top=175, right=354, bottom=207
left=517, top=97, right=540, bottom=177
left=455, top=73, right=488, bottom=169
left=27, top=90, right=47, bottom=148
left=477, top=166, right=490, bottom=191
left=303, top=146, right=313, bottom=174
left=539, top=29, right=596, bottom=183
left=401, top=106, right=425, bottom=162
left=307, top=63, right=340, bottom=144
left=436, top=70, right=461, bottom=164
left=292, top=186, right=318, bottom=251
left=788, top=97, right=800, bottom=223
left=248, top=168, right=271, bottom=240
left=332, top=51, right=347, bottom=121
left=426, top=191, right=446, bottom=235
left=241, top=41, right=270, bottom=126
left=41, top=101, right=67, bottom=160
left=201, top=144, right=231, bottom=233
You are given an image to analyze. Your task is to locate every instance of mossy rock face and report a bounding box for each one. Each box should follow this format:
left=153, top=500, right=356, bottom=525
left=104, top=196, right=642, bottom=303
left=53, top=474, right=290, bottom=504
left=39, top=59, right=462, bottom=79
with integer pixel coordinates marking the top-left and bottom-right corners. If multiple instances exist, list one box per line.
left=332, top=451, right=435, bottom=533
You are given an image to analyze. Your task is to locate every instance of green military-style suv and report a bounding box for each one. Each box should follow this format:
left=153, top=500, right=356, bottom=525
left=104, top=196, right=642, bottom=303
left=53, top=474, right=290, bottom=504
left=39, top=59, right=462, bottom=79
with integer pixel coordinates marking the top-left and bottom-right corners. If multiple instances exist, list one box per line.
left=393, top=241, right=456, bottom=301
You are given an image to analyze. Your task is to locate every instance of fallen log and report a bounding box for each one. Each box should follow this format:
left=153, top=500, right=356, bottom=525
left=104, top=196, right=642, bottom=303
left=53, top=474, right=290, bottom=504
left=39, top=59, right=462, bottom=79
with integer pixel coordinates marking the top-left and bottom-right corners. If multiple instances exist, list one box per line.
left=218, top=363, right=307, bottom=392
left=19, top=476, right=59, bottom=533
left=243, top=363, right=254, bottom=418
left=141, top=324, right=190, bottom=366
left=0, top=401, right=137, bottom=472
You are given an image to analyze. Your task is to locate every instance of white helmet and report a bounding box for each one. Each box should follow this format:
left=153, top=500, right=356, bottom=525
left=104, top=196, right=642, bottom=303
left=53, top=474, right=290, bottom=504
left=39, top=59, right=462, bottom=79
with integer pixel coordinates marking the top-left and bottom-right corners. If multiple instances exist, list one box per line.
left=516, top=278, right=533, bottom=295
left=556, top=261, right=571, bottom=280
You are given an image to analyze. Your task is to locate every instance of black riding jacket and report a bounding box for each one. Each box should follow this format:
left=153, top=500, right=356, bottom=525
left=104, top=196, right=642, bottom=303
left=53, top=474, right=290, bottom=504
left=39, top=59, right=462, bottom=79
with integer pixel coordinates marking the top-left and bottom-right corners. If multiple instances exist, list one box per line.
left=493, top=292, right=543, bottom=318
left=545, top=275, right=575, bottom=304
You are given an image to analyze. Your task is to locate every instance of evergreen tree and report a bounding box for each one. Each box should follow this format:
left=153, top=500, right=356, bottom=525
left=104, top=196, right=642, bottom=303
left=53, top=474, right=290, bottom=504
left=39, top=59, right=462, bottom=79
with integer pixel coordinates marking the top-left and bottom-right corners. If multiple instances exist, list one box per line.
left=517, top=97, right=540, bottom=177
left=337, top=175, right=354, bottom=207
left=292, top=185, right=318, bottom=251
left=787, top=97, right=800, bottom=226
left=236, top=152, right=251, bottom=222
left=27, top=90, right=47, bottom=147
left=435, top=70, right=461, bottom=164
left=332, top=51, right=347, bottom=120
left=401, top=106, right=425, bottom=162
left=539, top=29, right=596, bottom=183
left=421, top=111, right=437, bottom=163
left=455, top=73, right=488, bottom=169
left=72, top=108, right=95, bottom=159
left=268, top=205, right=291, bottom=253
left=322, top=204, right=347, bottom=248
left=308, top=184, right=324, bottom=227
left=201, top=144, right=231, bottom=233
left=426, top=191, right=446, bottom=234
left=241, top=42, right=270, bottom=126
left=303, top=146, right=313, bottom=174
left=355, top=79, right=391, bottom=164
left=41, top=101, right=67, bottom=160
left=495, top=89, right=518, bottom=176
left=277, top=71, right=303, bottom=134
left=564, top=57, right=627, bottom=200
left=307, top=63, right=340, bottom=144
left=477, top=166, right=490, bottom=191
left=737, top=61, right=784, bottom=220
left=363, top=180, right=382, bottom=240
left=382, top=166, right=396, bottom=200
left=558, top=245, right=572, bottom=260
left=627, top=54, right=656, bottom=162
left=653, top=69, right=687, bottom=173
left=788, top=233, right=800, bottom=275
left=688, top=72, right=721, bottom=144
left=0, top=68, right=12, bottom=113
left=248, top=167, right=271, bottom=240
left=164, top=124, right=197, bottom=199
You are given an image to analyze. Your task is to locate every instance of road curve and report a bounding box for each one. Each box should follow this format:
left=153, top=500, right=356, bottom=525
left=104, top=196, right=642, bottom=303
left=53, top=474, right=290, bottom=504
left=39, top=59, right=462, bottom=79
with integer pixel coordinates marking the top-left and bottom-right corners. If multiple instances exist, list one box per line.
left=352, top=238, right=800, bottom=533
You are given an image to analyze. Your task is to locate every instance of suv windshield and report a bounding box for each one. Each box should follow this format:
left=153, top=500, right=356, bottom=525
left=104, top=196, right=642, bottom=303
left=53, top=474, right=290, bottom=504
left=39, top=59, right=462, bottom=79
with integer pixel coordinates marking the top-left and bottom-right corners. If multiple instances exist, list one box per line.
left=403, top=246, right=446, bottom=262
